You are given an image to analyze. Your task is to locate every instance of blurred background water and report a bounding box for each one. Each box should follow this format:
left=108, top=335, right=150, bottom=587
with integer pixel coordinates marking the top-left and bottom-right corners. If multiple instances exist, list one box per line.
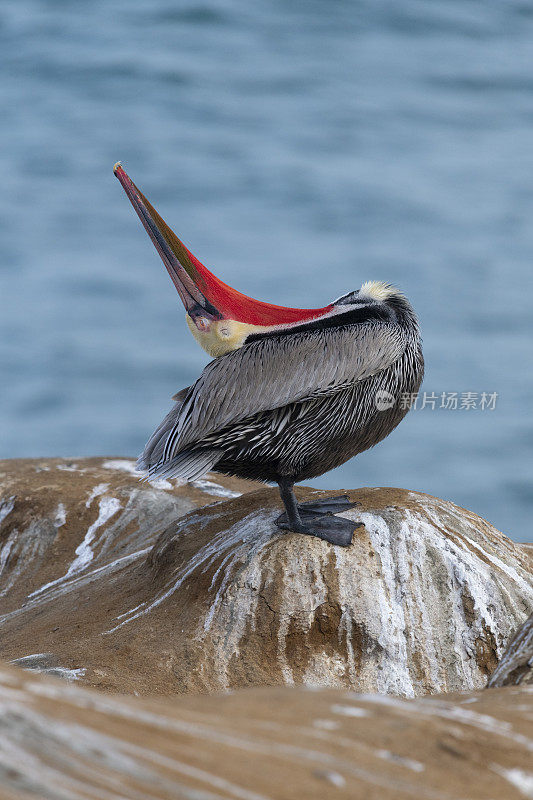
left=1, top=0, right=532, bottom=541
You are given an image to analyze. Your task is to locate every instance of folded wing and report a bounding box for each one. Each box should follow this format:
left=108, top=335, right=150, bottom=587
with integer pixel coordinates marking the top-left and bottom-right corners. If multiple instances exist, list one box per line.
left=143, top=322, right=407, bottom=474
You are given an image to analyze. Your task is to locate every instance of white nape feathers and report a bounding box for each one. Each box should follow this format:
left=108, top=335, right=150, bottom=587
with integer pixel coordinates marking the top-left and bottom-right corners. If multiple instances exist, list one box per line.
left=359, top=281, right=404, bottom=301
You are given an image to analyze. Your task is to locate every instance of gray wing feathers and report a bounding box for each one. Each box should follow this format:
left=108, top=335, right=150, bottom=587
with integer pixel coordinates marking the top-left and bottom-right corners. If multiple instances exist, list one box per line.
left=162, top=323, right=407, bottom=461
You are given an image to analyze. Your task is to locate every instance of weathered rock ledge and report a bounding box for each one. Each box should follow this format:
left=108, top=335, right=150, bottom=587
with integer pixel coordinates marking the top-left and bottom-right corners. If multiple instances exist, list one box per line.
left=0, top=662, right=532, bottom=800
left=0, top=457, right=532, bottom=697
left=488, top=612, right=533, bottom=687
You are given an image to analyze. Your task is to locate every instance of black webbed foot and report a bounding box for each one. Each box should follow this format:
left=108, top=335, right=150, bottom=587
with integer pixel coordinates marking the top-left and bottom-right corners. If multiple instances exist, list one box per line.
left=294, top=494, right=360, bottom=517
left=276, top=514, right=362, bottom=547
left=275, top=494, right=360, bottom=525
left=275, top=484, right=362, bottom=547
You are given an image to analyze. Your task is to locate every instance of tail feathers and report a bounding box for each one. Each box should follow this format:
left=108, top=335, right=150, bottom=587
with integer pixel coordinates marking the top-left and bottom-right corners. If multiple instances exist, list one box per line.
left=137, top=386, right=220, bottom=482
left=138, top=390, right=189, bottom=473
left=139, top=448, right=222, bottom=482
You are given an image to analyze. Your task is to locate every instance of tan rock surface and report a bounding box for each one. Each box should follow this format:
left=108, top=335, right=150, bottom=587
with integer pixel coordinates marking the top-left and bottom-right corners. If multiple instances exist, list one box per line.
left=0, top=662, right=532, bottom=800
left=1, top=459, right=531, bottom=697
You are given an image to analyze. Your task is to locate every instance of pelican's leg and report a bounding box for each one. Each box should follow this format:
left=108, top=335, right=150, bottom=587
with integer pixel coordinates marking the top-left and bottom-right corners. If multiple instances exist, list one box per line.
left=275, top=481, right=361, bottom=547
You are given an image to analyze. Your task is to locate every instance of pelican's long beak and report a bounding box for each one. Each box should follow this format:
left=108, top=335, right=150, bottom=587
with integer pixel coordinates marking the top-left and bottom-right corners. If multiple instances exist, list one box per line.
left=114, top=163, right=333, bottom=355
left=114, top=163, right=223, bottom=329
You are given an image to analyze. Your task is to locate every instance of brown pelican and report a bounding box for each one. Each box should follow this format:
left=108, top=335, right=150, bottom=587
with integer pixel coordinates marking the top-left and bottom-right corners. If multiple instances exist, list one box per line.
left=114, top=163, right=424, bottom=546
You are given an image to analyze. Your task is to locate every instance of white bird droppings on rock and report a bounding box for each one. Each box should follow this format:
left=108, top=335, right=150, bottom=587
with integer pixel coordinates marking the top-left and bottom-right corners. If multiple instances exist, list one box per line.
left=66, top=496, right=122, bottom=577
left=191, top=479, right=242, bottom=498
left=102, top=459, right=175, bottom=490
left=85, top=483, right=109, bottom=507
left=493, top=766, right=533, bottom=799
left=0, top=496, right=15, bottom=526
left=331, top=704, right=370, bottom=718
left=53, top=503, right=66, bottom=528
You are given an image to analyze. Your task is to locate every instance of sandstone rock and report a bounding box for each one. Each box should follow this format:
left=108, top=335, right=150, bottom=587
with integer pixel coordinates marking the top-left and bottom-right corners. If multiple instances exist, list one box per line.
left=488, top=612, right=533, bottom=688
left=0, top=456, right=258, bottom=616
left=1, top=459, right=531, bottom=697
left=0, top=661, right=532, bottom=800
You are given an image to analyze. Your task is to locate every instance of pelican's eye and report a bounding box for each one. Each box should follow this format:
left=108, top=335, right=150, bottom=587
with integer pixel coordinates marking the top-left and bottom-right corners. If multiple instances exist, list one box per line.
left=195, top=316, right=211, bottom=332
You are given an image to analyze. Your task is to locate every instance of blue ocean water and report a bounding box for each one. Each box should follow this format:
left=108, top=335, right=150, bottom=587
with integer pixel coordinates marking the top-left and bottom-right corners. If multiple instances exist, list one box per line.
left=1, top=0, right=532, bottom=541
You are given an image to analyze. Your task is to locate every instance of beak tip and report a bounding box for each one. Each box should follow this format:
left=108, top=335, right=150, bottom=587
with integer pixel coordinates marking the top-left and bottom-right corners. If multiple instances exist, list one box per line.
left=113, top=161, right=124, bottom=176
